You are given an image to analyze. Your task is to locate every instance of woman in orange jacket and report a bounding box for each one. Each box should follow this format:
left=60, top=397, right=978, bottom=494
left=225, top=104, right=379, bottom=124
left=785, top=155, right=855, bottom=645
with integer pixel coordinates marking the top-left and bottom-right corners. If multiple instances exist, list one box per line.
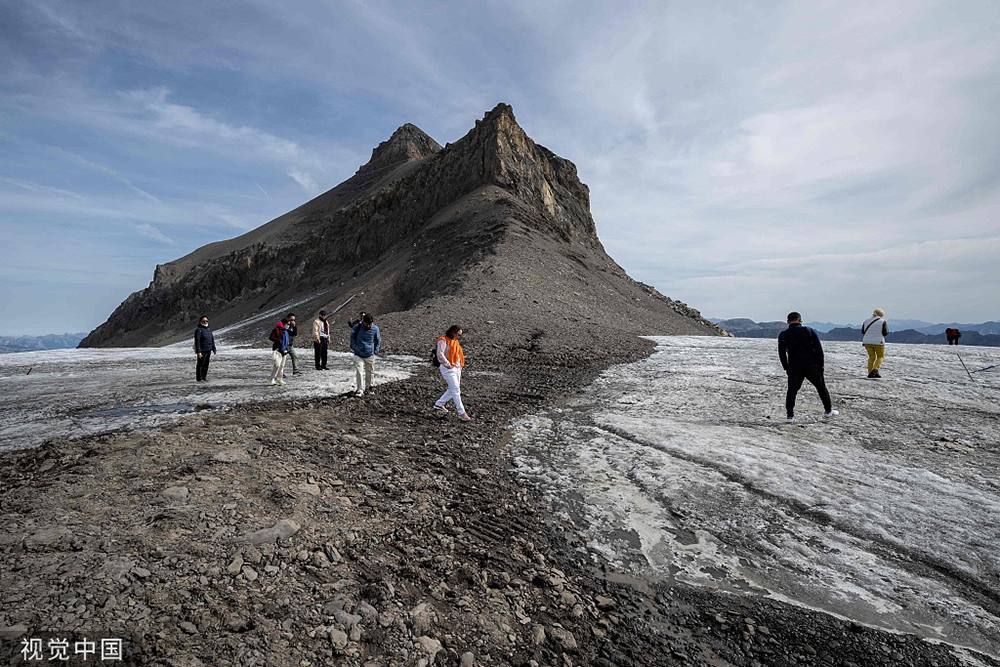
left=433, top=325, right=470, bottom=421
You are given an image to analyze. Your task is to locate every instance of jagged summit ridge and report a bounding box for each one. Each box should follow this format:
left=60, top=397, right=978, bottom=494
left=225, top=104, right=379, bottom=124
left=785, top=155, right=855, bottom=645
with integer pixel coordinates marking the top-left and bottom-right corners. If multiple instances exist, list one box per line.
left=360, top=122, right=441, bottom=175
left=454, top=103, right=598, bottom=243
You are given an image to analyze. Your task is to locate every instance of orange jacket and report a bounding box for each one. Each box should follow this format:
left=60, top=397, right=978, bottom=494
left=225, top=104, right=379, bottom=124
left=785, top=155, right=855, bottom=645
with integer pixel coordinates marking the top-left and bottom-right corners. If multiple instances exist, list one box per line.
left=436, top=336, right=465, bottom=368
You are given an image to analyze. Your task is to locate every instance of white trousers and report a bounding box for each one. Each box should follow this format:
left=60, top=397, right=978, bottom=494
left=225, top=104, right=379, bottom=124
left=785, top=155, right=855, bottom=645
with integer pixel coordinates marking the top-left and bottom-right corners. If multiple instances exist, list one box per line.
left=435, top=365, right=465, bottom=415
left=353, top=354, right=375, bottom=391
left=270, top=350, right=287, bottom=381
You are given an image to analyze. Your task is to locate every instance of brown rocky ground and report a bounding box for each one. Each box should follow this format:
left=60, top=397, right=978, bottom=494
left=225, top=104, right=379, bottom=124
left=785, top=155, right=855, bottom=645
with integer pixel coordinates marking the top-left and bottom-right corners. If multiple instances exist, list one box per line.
left=2, top=333, right=993, bottom=667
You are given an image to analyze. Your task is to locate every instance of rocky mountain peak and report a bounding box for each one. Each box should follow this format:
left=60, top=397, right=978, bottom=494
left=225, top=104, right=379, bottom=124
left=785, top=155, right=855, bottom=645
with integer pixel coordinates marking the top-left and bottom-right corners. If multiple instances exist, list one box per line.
left=359, top=122, right=442, bottom=175
left=452, top=103, right=598, bottom=243
left=80, top=104, right=720, bottom=349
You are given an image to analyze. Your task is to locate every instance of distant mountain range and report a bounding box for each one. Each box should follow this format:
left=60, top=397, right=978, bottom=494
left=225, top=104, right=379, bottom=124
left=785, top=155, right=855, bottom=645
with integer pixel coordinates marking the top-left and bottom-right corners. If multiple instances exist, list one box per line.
left=0, top=333, right=88, bottom=354
left=710, top=319, right=1000, bottom=347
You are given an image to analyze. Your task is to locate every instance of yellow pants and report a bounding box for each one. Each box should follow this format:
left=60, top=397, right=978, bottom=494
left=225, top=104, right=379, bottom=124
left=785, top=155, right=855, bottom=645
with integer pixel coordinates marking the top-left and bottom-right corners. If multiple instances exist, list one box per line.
left=864, top=344, right=885, bottom=372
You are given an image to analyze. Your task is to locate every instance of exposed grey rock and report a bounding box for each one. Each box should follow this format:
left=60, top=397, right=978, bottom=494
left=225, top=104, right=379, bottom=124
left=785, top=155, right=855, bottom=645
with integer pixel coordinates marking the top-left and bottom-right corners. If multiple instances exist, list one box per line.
left=415, top=636, right=442, bottom=662
left=548, top=627, right=578, bottom=652
left=324, top=544, right=342, bottom=564
left=329, top=628, right=349, bottom=651
left=334, top=609, right=362, bottom=629
left=212, top=450, right=251, bottom=463
left=311, top=550, right=331, bottom=568
left=594, top=595, right=616, bottom=611
left=99, top=556, right=135, bottom=581
left=239, top=519, right=300, bottom=545
left=355, top=601, right=378, bottom=620
left=409, top=603, right=435, bottom=636
left=24, top=526, right=71, bottom=550
left=161, top=486, right=189, bottom=501
left=227, top=555, right=244, bottom=575
left=297, top=482, right=321, bottom=496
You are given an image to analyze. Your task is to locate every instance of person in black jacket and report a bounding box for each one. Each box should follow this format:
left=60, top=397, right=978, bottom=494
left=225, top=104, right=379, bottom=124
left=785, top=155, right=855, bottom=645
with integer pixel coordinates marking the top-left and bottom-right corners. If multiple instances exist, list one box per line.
left=194, top=315, right=217, bottom=382
left=347, top=311, right=367, bottom=330
left=777, top=312, right=838, bottom=423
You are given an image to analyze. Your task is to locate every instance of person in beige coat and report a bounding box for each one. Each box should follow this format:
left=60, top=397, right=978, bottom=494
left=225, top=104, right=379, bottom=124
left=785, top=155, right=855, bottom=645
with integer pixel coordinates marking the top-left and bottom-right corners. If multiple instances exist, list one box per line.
left=312, top=311, right=330, bottom=370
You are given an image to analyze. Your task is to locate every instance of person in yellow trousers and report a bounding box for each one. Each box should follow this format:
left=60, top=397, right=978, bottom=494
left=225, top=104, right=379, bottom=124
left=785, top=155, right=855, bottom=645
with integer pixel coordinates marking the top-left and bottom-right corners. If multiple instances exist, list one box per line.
left=861, top=308, right=889, bottom=378
left=433, top=325, right=470, bottom=421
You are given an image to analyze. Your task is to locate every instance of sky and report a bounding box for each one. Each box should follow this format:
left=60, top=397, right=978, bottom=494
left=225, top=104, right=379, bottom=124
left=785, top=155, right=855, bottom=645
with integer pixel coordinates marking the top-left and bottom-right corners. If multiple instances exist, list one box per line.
left=1, top=0, right=999, bottom=335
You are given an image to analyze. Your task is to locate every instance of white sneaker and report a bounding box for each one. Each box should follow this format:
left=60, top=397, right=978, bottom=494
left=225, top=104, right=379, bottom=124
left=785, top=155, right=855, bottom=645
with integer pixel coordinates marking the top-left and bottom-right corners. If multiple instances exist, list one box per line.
left=786, top=416, right=795, bottom=424
left=434, top=404, right=449, bottom=413
left=269, top=379, right=276, bottom=386
left=278, top=380, right=286, bottom=386
left=824, top=410, right=839, bottom=418
left=354, top=390, right=364, bottom=397
left=458, top=413, right=471, bottom=422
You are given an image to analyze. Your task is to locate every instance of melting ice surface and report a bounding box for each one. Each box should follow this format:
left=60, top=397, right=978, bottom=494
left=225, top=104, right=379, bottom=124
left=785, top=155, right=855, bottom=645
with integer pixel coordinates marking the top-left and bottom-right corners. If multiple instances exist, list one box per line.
left=512, top=336, right=1000, bottom=658
left=0, top=346, right=421, bottom=452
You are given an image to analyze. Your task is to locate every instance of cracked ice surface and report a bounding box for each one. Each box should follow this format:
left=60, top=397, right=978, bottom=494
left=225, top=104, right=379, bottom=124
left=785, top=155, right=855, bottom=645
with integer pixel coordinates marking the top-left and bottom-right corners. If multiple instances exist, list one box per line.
left=0, top=347, right=421, bottom=452
left=512, top=336, right=1000, bottom=657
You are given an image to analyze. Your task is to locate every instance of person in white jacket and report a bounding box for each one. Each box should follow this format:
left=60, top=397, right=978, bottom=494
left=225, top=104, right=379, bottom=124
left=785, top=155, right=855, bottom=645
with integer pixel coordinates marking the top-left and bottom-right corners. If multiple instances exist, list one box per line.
left=433, top=325, right=470, bottom=421
left=861, top=308, right=889, bottom=378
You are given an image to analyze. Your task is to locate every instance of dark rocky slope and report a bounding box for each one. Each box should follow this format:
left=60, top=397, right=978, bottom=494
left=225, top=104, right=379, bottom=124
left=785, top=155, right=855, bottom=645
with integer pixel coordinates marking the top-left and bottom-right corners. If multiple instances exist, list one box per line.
left=80, top=104, right=721, bottom=355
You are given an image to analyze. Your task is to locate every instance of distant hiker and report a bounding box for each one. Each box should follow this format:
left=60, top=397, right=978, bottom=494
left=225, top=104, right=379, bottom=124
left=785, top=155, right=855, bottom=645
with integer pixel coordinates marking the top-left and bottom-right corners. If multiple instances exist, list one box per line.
left=861, top=308, right=889, bottom=378
left=350, top=314, right=380, bottom=397
left=193, top=315, right=216, bottom=382
left=434, top=325, right=470, bottom=421
left=778, top=312, right=837, bottom=424
left=946, top=328, right=961, bottom=345
left=286, top=313, right=300, bottom=375
left=348, top=311, right=367, bottom=330
left=268, top=318, right=290, bottom=386
left=313, top=310, right=330, bottom=370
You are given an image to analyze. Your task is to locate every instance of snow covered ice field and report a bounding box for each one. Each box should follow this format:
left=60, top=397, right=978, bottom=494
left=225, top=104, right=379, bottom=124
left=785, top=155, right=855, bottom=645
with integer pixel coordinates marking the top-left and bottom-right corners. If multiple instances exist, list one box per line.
left=512, top=336, right=1000, bottom=658
left=0, top=346, right=421, bottom=452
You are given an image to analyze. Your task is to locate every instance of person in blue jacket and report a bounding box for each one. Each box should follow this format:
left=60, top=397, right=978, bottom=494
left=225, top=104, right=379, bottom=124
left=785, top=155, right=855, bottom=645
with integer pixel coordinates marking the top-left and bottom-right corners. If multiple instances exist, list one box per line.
left=193, top=315, right=217, bottom=382
left=350, top=314, right=380, bottom=397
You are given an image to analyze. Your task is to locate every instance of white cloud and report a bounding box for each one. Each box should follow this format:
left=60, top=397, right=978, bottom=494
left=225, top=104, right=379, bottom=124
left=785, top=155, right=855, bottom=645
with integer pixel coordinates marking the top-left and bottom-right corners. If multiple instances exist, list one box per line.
left=135, top=223, right=174, bottom=245
left=287, top=170, right=320, bottom=195
left=118, top=87, right=331, bottom=193
left=50, top=147, right=162, bottom=203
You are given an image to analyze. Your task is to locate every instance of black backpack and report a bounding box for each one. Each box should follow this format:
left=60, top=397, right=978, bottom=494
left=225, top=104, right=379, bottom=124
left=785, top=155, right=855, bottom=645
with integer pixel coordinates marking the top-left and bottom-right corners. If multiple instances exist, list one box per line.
left=429, top=346, right=441, bottom=367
